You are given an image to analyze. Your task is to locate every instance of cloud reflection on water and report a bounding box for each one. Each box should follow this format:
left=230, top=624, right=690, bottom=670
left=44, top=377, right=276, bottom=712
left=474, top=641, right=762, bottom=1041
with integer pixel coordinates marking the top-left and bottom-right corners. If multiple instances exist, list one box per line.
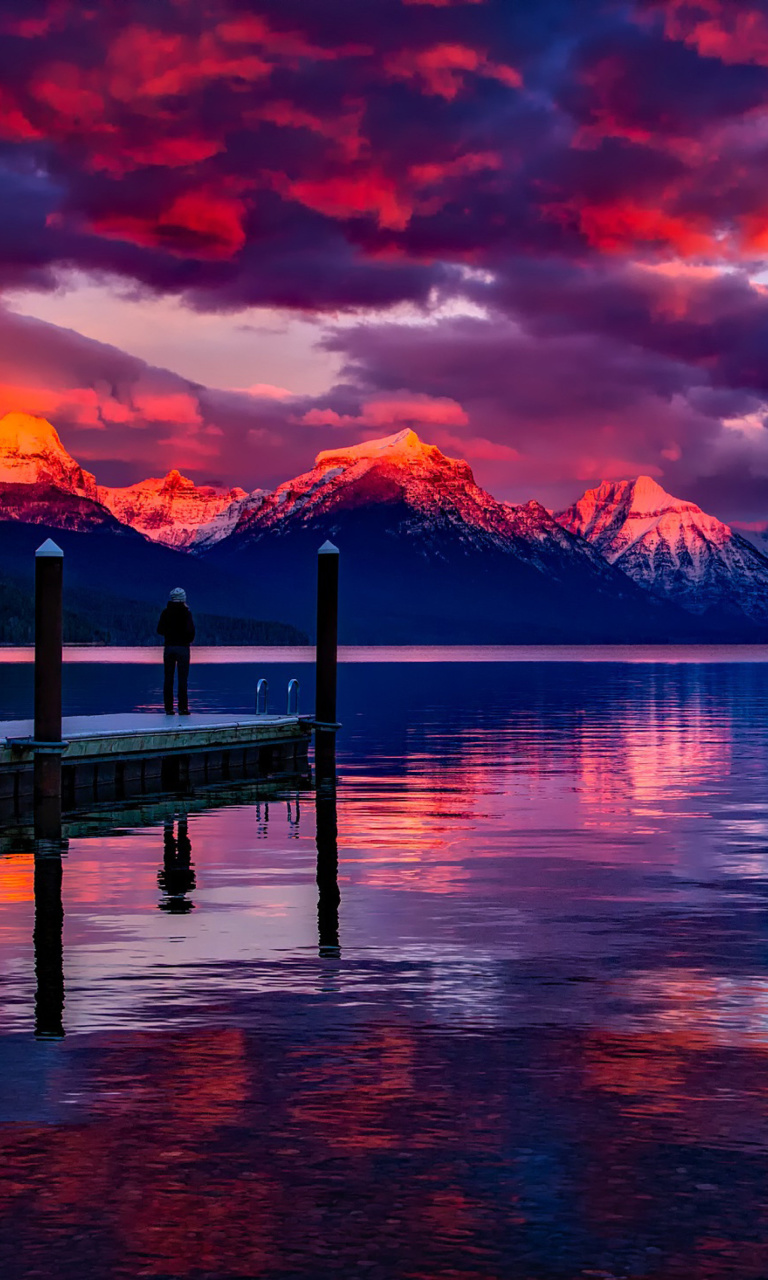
left=0, top=659, right=767, bottom=1276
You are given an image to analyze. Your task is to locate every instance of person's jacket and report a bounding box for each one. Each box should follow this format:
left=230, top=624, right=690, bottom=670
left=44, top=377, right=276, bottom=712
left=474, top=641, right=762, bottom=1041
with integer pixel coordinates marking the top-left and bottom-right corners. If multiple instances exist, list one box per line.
left=157, top=603, right=196, bottom=646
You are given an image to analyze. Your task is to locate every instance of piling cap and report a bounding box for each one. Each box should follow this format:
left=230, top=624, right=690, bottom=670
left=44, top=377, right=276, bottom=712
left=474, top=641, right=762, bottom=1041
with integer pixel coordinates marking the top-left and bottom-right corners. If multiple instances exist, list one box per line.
left=35, top=539, right=63, bottom=558
left=318, top=540, right=339, bottom=555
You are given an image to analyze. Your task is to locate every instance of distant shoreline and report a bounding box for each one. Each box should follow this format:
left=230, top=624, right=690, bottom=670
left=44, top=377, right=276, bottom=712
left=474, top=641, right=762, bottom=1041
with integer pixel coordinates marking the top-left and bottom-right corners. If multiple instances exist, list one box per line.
left=0, top=644, right=766, bottom=663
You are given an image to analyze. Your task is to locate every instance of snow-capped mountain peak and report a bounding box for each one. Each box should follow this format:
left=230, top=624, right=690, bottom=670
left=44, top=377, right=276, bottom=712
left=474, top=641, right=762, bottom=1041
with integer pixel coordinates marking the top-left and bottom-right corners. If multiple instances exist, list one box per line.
left=230, top=428, right=526, bottom=546
left=0, top=411, right=99, bottom=500
left=557, top=475, right=768, bottom=621
left=315, top=428, right=437, bottom=468
left=99, top=471, right=256, bottom=550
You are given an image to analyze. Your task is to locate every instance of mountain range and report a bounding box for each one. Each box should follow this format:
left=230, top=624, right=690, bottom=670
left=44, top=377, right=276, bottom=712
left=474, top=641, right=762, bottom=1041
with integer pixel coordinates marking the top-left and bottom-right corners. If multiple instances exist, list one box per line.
left=0, top=411, right=766, bottom=643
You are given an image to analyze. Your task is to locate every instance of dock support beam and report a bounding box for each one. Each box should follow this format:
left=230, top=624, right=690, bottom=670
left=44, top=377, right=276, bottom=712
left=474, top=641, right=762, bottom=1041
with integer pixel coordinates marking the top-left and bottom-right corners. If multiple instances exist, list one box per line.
left=33, top=539, right=64, bottom=840
left=315, top=540, right=339, bottom=783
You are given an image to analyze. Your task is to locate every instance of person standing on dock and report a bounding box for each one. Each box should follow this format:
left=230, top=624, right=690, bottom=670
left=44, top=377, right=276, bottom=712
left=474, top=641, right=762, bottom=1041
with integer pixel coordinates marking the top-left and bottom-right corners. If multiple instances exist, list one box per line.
left=157, top=588, right=195, bottom=716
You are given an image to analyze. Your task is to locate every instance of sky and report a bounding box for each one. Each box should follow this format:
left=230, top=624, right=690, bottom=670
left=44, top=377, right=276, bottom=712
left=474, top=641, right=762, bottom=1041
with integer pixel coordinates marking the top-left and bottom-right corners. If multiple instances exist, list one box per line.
left=1, top=0, right=768, bottom=520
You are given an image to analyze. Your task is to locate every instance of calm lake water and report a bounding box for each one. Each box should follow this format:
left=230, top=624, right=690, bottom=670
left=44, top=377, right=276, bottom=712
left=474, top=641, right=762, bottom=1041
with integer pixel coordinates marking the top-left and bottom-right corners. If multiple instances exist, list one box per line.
left=1, top=650, right=768, bottom=1279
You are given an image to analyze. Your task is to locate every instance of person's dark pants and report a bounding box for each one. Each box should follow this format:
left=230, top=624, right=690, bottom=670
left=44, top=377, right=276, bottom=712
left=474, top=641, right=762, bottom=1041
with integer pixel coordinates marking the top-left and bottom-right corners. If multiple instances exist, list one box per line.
left=163, top=645, right=190, bottom=713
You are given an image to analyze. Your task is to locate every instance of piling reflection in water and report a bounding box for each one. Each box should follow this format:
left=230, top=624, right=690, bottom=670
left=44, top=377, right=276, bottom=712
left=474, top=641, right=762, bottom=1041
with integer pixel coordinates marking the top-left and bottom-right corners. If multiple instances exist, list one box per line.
left=33, top=840, right=66, bottom=1040
left=158, top=817, right=196, bottom=914
left=1, top=660, right=767, bottom=1279
left=315, top=751, right=341, bottom=958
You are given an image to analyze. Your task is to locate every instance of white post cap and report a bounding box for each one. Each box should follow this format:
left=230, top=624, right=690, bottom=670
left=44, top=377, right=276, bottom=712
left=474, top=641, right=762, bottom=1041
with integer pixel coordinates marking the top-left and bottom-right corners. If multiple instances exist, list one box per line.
left=35, top=539, right=64, bottom=558
left=318, top=540, right=339, bottom=555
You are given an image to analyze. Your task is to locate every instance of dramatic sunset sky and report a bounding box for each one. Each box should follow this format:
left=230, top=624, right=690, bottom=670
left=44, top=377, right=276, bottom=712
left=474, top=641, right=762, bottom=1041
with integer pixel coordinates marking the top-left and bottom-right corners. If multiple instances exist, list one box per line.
left=1, top=0, right=768, bottom=521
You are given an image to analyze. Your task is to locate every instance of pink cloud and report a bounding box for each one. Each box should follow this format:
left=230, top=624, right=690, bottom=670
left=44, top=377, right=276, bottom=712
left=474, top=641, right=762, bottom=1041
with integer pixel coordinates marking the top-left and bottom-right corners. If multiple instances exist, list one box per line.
left=302, top=393, right=469, bottom=431
left=430, top=431, right=519, bottom=462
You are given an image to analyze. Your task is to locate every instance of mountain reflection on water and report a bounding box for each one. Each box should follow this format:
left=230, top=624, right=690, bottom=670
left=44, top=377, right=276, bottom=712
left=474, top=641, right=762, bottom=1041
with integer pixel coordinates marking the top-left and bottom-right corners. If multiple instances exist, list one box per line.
left=0, top=657, right=768, bottom=1279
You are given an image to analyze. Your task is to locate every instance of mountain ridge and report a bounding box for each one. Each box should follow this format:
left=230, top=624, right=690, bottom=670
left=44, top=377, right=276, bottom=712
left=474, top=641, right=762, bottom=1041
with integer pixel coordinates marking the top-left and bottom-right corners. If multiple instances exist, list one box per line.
left=207, top=432, right=716, bottom=643
left=1, top=413, right=765, bottom=641
left=557, top=475, right=768, bottom=624
left=99, top=469, right=266, bottom=550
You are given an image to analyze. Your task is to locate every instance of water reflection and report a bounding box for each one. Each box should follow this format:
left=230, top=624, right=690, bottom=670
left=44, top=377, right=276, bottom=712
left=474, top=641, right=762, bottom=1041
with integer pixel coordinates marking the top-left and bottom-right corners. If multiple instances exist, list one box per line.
left=33, top=841, right=65, bottom=1040
left=0, top=661, right=767, bottom=1278
left=316, top=764, right=341, bottom=959
left=158, top=817, right=196, bottom=914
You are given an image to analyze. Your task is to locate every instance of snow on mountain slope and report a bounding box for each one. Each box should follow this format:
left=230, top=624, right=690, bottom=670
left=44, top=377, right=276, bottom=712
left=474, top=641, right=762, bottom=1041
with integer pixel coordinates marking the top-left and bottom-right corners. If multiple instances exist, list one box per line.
left=557, top=476, right=768, bottom=622
left=232, top=428, right=542, bottom=552
left=0, top=412, right=99, bottom=500
left=190, top=489, right=267, bottom=550
left=98, top=470, right=262, bottom=549
left=209, top=430, right=704, bottom=643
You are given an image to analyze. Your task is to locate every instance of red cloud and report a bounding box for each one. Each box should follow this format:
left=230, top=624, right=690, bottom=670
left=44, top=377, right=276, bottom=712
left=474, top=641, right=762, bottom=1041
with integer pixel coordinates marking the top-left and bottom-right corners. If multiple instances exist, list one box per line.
left=409, top=151, right=501, bottom=185
left=276, top=173, right=415, bottom=231
left=740, top=211, right=768, bottom=254
left=546, top=198, right=718, bottom=257
left=105, top=25, right=272, bottom=102
left=213, top=14, right=351, bottom=61
left=652, top=0, right=768, bottom=67
left=92, top=191, right=247, bottom=259
left=0, top=88, right=42, bottom=140
left=385, top=43, right=521, bottom=99
left=31, top=62, right=107, bottom=129
left=256, top=100, right=366, bottom=161
left=88, top=135, right=223, bottom=176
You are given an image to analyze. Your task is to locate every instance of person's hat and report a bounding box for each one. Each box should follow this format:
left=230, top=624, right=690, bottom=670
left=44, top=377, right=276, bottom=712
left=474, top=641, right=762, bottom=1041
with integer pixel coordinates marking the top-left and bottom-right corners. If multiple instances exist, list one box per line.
left=169, top=587, right=187, bottom=603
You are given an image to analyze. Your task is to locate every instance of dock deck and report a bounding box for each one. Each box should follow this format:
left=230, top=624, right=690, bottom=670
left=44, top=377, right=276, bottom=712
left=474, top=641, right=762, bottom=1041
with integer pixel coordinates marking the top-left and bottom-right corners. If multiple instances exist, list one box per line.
left=0, top=711, right=311, bottom=766
left=0, top=711, right=313, bottom=820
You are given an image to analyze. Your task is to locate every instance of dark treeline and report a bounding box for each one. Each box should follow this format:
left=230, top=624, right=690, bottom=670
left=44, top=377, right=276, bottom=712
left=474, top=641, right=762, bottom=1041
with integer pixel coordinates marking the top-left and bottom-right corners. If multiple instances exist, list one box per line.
left=0, top=575, right=307, bottom=646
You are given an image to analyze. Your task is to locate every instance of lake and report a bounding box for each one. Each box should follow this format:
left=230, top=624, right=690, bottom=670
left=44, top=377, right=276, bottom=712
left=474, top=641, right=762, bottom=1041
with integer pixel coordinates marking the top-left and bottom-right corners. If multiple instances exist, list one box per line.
left=1, top=649, right=768, bottom=1279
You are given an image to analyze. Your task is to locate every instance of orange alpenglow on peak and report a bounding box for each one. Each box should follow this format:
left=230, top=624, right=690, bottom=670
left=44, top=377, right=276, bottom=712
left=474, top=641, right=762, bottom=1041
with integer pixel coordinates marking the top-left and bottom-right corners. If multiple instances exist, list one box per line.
left=310, top=428, right=476, bottom=489
left=558, top=476, right=709, bottom=550
left=98, top=471, right=254, bottom=550
left=0, top=410, right=63, bottom=452
left=0, top=410, right=99, bottom=499
left=314, top=427, right=433, bottom=467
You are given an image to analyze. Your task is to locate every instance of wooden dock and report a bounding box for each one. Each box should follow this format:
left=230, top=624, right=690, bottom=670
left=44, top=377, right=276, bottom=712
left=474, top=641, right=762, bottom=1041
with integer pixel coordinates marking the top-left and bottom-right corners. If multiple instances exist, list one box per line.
left=0, top=711, right=312, bottom=820
left=7, top=537, right=339, bottom=833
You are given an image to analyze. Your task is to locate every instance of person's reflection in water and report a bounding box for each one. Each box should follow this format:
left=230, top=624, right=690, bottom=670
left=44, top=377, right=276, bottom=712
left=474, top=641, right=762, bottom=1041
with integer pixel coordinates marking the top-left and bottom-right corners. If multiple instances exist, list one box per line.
left=286, top=796, right=300, bottom=839
left=158, top=816, right=196, bottom=914
left=34, top=838, right=66, bottom=1040
left=315, top=750, right=341, bottom=958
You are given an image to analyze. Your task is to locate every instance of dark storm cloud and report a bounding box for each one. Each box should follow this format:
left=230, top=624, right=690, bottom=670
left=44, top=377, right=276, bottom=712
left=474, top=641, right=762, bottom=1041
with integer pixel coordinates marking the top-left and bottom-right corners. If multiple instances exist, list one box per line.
left=1, top=0, right=765, bottom=294
left=1, top=0, right=768, bottom=515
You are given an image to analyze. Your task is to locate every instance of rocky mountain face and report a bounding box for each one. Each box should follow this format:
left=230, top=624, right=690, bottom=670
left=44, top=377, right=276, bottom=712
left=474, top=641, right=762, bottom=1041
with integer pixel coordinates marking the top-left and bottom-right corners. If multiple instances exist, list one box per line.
left=0, top=413, right=304, bottom=643
left=231, top=429, right=514, bottom=544
left=0, top=413, right=264, bottom=548
left=99, top=470, right=265, bottom=550
left=2, top=413, right=765, bottom=642
left=557, top=476, right=768, bottom=625
left=208, top=430, right=698, bottom=643
left=0, top=411, right=100, bottom=501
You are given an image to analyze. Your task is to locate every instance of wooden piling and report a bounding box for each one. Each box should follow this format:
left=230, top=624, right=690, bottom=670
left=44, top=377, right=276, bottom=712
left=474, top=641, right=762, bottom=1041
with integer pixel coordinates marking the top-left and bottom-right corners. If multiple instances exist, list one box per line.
left=33, top=540, right=64, bottom=836
left=315, top=541, right=339, bottom=781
